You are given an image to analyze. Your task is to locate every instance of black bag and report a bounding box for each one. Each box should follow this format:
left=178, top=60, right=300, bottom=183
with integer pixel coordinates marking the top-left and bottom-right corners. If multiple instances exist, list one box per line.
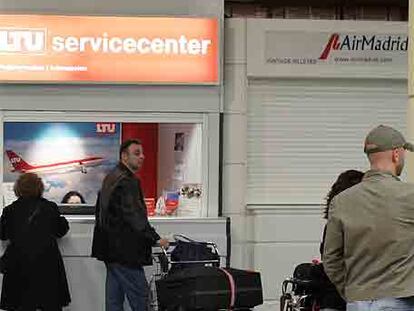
left=156, top=266, right=263, bottom=311
left=292, top=262, right=326, bottom=296
left=169, top=235, right=219, bottom=272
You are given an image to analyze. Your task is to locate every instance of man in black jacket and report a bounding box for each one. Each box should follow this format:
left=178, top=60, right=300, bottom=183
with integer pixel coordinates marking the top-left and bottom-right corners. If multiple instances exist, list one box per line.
left=92, top=139, right=168, bottom=311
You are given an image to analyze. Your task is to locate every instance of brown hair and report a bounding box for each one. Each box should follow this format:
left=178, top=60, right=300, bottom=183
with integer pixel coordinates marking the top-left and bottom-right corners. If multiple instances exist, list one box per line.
left=324, top=170, right=364, bottom=219
left=13, top=173, right=44, bottom=198
left=119, top=139, right=142, bottom=159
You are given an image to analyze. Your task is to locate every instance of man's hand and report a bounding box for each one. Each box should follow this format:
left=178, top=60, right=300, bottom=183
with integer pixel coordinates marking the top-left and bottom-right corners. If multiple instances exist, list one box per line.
left=158, top=238, right=170, bottom=248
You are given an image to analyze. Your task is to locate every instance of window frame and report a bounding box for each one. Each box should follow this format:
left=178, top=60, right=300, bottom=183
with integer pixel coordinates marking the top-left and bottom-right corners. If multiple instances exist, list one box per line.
left=0, top=110, right=220, bottom=218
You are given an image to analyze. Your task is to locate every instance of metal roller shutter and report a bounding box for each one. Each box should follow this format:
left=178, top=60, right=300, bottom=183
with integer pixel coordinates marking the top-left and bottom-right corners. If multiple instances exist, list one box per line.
left=247, top=78, right=407, bottom=205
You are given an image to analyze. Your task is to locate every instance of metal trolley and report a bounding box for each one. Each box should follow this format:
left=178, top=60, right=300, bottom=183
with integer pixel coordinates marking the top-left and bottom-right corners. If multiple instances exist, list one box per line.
left=280, top=262, right=328, bottom=311
left=280, top=278, right=319, bottom=311
left=148, top=235, right=221, bottom=311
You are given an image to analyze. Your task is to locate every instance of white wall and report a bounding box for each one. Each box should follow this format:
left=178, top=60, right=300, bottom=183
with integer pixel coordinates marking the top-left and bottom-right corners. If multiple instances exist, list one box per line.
left=223, top=18, right=325, bottom=310
left=223, top=18, right=253, bottom=271
left=223, top=18, right=409, bottom=311
left=0, top=85, right=222, bottom=113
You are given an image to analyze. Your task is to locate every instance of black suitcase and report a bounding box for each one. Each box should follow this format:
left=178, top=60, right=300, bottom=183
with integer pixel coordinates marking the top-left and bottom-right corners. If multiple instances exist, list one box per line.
left=156, top=266, right=263, bottom=311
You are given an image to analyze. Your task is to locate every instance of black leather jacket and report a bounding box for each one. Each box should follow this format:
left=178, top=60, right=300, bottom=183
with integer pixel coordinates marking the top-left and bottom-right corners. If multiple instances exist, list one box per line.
left=92, top=163, right=160, bottom=267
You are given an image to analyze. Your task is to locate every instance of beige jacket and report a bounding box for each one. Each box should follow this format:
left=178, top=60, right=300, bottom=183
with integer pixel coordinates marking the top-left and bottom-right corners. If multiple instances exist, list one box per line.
left=323, top=170, right=414, bottom=302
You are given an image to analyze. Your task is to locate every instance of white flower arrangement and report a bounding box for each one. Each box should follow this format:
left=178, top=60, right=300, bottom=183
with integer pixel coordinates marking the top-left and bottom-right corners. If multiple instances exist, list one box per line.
left=179, top=184, right=202, bottom=199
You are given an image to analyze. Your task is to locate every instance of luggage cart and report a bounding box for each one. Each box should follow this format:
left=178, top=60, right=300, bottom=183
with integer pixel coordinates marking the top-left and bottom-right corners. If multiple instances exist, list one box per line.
left=279, top=262, right=326, bottom=311
left=280, top=278, right=318, bottom=311
left=148, top=244, right=173, bottom=311
left=148, top=235, right=221, bottom=311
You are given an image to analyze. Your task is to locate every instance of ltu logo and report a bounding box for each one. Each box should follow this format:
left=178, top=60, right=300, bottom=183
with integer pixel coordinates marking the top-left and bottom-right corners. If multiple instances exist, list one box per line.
left=96, top=123, right=116, bottom=134
left=10, top=157, right=21, bottom=164
left=0, top=29, right=46, bottom=53
left=319, top=33, right=340, bottom=60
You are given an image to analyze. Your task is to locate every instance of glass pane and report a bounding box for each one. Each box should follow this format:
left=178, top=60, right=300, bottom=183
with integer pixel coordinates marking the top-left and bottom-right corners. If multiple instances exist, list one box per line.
left=3, top=121, right=204, bottom=217
left=3, top=122, right=120, bottom=208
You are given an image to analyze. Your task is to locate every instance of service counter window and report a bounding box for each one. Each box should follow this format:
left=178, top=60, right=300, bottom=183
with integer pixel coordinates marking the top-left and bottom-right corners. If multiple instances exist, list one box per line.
left=1, top=118, right=211, bottom=218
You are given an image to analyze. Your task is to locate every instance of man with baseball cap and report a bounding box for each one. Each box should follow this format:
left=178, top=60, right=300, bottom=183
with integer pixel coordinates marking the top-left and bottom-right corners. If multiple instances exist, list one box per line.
left=323, top=125, right=414, bottom=310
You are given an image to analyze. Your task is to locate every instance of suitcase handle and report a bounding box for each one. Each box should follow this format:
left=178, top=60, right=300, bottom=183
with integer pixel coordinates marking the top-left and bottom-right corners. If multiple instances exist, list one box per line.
left=173, top=234, right=218, bottom=247
left=172, top=234, right=221, bottom=259
left=173, top=234, right=198, bottom=243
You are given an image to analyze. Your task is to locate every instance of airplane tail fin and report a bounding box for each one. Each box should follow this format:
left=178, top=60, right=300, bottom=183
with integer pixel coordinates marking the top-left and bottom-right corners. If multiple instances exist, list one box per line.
left=5, top=150, right=33, bottom=172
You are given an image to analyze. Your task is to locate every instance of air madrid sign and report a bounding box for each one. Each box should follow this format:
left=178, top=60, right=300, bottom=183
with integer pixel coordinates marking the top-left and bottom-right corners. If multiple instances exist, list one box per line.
left=319, top=33, right=407, bottom=60
left=0, top=14, right=219, bottom=84
left=264, top=31, right=407, bottom=67
left=247, top=20, right=407, bottom=79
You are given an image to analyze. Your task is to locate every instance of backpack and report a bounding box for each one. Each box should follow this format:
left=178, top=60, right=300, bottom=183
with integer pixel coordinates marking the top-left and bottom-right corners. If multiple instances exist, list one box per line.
left=292, top=262, right=326, bottom=296
left=169, top=235, right=219, bottom=273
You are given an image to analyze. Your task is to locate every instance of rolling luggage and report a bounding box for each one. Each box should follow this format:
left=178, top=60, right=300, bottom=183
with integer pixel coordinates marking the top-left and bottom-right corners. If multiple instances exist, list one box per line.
left=156, top=266, right=263, bottom=311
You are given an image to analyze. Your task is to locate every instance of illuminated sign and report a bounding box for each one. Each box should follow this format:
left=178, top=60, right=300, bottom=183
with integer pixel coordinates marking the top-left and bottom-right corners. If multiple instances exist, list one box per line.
left=0, top=15, right=219, bottom=84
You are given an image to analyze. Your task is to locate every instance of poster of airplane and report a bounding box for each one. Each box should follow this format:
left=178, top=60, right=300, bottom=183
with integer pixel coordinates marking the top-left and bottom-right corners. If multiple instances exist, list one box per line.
left=3, top=122, right=120, bottom=204
left=6, top=150, right=105, bottom=174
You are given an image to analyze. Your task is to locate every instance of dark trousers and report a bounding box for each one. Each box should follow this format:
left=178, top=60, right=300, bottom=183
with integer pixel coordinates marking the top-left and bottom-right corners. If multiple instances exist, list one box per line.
left=105, top=263, right=148, bottom=311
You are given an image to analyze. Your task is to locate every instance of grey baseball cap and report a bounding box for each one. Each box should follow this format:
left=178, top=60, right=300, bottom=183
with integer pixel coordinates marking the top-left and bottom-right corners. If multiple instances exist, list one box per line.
left=364, top=125, right=414, bottom=154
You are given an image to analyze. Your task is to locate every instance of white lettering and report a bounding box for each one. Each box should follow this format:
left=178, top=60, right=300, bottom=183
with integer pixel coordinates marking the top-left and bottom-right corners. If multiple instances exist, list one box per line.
left=188, top=39, right=201, bottom=55
left=151, top=38, right=164, bottom=54
left=11, top=157, right=20, bottom=164
left=96, top=123, right=116, bottom=133
left=0, top=64, right=46, bottom=71
left=164, top=38, right=179, bottom=54
left=49, top=65, right=87, bottom=72
left=65, top=36, right=79, bottom=52
left=201, top=39, right=211, bottom=55
left=0, top=30, right=45, bottom=53
left=137, top=38, right=151, bottom=54
left=178, top=35, right=188, bottom=54
left=109, top=37, right=123, bottom=53
left=79, top=37, right=91, bottom=52
left=0, top=31, right=7, bottom=51
left=102, top=33, right=109, bottom=53
left=52, top=36, right=65, bottom=52
left=102, top=124, right=115, bottom=133
left=123, top=38, right=136, bottom=53
left=46, top=33, right=213, bottom=55
left=89, top=37, right=102, bottom=52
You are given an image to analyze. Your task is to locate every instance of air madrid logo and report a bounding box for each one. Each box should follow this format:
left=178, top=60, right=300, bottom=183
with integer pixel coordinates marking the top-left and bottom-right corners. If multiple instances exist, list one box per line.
left=0, top=28, right=46, bottom=54
left=319, top=33, right=340, bottom=60
left=319, top=33, right=408, bottom=60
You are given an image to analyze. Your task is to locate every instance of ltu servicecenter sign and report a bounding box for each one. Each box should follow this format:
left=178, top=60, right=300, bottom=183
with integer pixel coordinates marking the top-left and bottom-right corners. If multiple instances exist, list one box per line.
left=0, top=14, right=219, bottom=84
